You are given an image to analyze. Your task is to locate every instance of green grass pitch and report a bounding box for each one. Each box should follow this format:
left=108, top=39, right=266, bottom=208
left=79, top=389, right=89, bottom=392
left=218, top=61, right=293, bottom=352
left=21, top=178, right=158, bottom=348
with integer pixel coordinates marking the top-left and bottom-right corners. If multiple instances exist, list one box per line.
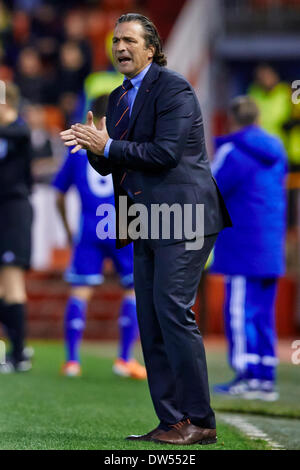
left=0, top=340, right=298, bottom=450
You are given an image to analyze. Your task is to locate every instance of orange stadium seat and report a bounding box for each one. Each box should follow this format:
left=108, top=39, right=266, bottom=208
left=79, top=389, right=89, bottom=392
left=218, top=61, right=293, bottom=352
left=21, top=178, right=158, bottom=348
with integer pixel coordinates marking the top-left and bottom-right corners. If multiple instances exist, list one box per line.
left=43, top=106, right=65, bottom=132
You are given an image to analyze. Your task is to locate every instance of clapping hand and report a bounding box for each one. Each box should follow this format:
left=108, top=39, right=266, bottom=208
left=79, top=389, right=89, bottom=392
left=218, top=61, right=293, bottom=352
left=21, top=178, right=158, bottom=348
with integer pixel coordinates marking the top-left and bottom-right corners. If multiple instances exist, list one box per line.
left=60, top=111, right=109, bottom=156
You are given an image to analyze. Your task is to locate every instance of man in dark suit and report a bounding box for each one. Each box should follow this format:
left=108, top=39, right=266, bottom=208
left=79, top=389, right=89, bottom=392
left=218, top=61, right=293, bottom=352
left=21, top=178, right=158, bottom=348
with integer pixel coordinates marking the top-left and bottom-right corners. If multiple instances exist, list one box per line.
left=61, top=13, right=231, bottom=445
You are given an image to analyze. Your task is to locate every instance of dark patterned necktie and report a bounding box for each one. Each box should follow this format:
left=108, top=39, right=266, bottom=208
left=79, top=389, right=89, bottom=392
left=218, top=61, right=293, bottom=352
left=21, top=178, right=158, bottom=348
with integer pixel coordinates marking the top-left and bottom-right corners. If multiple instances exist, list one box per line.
left=112, top=79, right=133, bottom=140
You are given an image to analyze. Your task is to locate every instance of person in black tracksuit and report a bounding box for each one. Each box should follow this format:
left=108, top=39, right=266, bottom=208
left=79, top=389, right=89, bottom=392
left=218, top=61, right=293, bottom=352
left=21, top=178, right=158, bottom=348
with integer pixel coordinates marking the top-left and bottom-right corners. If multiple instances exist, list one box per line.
left=0, top=82, right=33, bottom=372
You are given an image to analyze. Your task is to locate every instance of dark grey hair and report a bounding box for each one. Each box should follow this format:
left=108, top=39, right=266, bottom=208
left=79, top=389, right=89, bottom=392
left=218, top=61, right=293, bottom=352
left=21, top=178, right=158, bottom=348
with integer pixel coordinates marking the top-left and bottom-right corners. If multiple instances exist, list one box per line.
left=229, top=96, right=259, bottom=126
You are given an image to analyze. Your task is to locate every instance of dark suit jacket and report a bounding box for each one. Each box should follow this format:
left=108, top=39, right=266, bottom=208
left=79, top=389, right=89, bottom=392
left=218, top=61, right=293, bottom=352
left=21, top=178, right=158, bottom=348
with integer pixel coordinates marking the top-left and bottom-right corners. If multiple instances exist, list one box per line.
left=88, top=62, right=231, bottom=248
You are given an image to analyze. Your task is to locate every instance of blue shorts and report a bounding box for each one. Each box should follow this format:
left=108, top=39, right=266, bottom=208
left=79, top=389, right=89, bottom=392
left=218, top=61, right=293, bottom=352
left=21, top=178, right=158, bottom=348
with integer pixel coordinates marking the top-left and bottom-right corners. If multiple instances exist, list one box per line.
left=65, top=215, right=134, bottom=288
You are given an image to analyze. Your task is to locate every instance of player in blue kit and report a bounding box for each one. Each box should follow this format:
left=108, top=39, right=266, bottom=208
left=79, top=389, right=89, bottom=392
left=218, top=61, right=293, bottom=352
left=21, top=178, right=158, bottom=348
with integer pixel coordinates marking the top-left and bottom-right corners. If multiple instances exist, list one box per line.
left=211, top=97, right=287, bottom=401
left=52, top=96, right=146, bottom=379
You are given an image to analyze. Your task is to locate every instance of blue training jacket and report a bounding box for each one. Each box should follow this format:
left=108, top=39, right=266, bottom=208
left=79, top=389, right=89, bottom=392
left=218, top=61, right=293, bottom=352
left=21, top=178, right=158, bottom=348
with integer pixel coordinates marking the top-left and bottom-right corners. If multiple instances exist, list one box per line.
left=211, top=125, right=288, bottom=277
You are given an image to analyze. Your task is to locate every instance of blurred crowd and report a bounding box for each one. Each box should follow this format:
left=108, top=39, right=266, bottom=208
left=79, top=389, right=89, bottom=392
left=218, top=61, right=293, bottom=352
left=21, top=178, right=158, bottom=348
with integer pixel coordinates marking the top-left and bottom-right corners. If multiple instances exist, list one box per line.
left=1, top=2, right=300, bottom=181
left=248, top=64, right=300, bottom=172
left=0, top=0, right=148, bottom=182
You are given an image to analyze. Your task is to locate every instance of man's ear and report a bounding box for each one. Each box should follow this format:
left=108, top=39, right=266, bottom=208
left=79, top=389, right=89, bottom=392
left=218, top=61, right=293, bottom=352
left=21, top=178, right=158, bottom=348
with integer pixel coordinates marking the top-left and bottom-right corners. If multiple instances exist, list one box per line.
left=148, top=46, right=155, bottom=60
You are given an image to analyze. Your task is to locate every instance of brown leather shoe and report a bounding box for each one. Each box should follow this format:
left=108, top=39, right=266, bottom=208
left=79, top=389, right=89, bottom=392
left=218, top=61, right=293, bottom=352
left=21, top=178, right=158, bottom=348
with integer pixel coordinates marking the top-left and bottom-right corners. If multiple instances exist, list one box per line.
left=152, top=419, right=217, bottom=445
left=126, top=426, right=166, bottom=442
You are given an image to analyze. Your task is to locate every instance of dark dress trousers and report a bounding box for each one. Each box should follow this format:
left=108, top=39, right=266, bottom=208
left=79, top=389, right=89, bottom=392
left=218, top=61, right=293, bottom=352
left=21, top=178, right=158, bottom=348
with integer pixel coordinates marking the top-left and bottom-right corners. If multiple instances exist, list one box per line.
left=88, top=62, right=231, bottom=429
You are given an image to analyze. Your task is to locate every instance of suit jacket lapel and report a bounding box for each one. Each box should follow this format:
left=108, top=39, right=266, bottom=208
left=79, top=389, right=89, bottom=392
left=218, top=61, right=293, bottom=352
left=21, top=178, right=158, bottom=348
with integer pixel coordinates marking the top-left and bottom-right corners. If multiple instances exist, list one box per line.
left=127, top=62, right=161, bottom=138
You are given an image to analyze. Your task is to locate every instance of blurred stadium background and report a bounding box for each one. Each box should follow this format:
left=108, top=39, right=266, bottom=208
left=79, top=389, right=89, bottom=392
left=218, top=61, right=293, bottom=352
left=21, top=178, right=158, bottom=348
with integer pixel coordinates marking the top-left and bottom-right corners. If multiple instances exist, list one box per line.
left=0, top=0, right=298, bottom=341
left=0, top=0, right=300, bottom=451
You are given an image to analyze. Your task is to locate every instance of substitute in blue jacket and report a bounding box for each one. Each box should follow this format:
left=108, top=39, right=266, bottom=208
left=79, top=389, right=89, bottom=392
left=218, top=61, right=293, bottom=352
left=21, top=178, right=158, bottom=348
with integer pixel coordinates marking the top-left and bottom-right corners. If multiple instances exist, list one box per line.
left=52, top=96, right=146, bottom=379
left=211, top=96, right=287, bottom=401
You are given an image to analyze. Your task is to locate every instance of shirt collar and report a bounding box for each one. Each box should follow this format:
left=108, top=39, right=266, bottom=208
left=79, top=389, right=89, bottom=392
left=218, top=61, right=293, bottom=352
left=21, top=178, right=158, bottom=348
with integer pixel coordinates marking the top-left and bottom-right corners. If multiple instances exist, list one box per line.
left=124, top=63, right=152, bottom=89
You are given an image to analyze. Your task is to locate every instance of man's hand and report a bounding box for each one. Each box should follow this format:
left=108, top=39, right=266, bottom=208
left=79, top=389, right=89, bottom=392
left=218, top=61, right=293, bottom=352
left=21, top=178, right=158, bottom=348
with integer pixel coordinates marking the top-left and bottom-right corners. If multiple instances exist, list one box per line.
left=71, top=115, right=109, bottom=156
left=60, top=111, right=109, bottom=155
left=60, top=110, right=95, bottom=153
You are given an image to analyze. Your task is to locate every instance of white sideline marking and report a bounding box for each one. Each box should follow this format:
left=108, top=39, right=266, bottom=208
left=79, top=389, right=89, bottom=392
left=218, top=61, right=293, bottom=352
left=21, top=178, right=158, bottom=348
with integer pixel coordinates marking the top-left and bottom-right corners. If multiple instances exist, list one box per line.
left=219, top=413, right=285, bottom=450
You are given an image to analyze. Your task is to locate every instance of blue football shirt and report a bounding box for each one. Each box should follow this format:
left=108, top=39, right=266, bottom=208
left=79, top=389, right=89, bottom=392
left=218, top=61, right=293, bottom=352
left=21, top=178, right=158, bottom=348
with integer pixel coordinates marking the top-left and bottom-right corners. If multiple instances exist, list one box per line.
left=52, top=148, right=115, bottom=215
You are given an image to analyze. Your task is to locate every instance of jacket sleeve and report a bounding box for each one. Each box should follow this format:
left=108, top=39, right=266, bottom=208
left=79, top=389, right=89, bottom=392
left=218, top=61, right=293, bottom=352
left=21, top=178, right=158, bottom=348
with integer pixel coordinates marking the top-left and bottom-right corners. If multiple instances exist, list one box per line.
left=87, top=150, right=114, bottom=176
left=107, top=81, right=195, bottom=172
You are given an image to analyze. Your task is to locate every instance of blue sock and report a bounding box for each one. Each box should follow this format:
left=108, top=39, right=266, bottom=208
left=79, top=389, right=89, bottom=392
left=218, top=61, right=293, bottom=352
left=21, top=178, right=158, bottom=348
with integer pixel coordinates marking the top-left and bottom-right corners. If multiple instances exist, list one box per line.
left=64, top=297, right=87, bottom=363
left=118, top=296, right=139, bottom=362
